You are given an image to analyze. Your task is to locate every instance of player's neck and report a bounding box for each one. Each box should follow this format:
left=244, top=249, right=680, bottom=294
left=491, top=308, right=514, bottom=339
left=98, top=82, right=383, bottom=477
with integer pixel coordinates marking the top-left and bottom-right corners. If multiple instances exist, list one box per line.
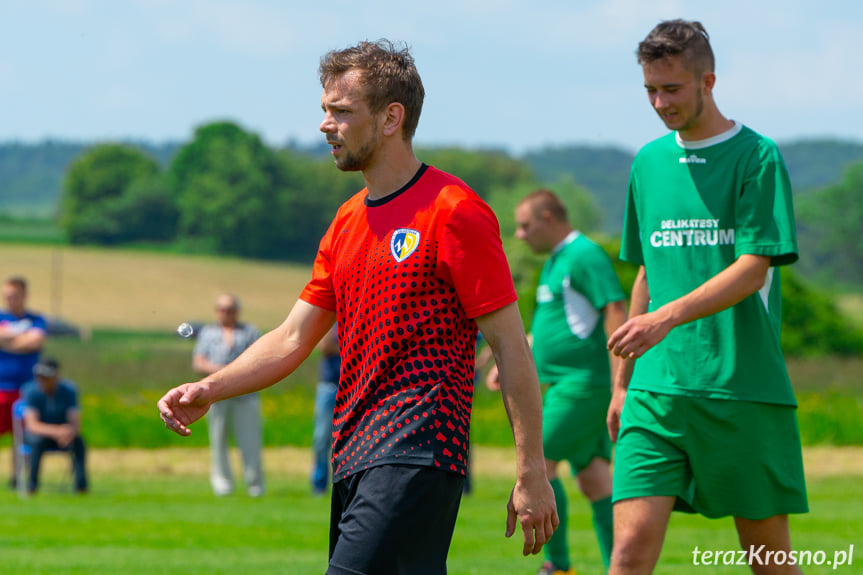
left=550, top=226, right=574, bottom=249
left=363, top=143, right=422, bottom=201
left=678, top=106, right=734, bottom=142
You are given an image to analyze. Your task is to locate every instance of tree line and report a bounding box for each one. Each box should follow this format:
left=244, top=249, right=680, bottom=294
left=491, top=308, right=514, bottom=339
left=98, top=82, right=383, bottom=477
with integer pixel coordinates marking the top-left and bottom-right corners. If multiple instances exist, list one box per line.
left=52, top=121, right=863, bottom=357
left=61, top=123, right=355, bottom=260
left=58, top=121, right=603, bottom=263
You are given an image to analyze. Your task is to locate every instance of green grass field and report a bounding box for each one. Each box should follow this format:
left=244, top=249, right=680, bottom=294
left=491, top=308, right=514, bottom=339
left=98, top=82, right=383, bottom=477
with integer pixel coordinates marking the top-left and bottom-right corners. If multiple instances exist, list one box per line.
left=0, top=447, right=861, bottom=575
left=1, top=243, right=862, bottom=573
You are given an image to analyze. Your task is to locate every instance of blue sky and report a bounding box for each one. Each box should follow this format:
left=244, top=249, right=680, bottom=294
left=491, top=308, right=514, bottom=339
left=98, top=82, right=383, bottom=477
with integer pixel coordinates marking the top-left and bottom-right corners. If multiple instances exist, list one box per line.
left=2, top=0, right=861, bottom=155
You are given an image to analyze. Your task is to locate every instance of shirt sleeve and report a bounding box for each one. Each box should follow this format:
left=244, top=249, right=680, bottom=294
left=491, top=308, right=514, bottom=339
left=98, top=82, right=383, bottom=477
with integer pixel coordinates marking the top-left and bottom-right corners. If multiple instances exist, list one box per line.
left=735, top=140, right=798, bottom=266
left=248, top=324, right=261, bottom=343
left=31, top=315, right=47, bottom=333
left=299, top=217, right=338, bottom=311
left=570, top=241, right=625, bottom=310
left=437, top=195, right=517, bottom=319
left=192, top=326, right=212, bottom=357
left=23, top=383, right=39, bottom=408
left=619, top=166, right=645, bottom=266
left=67, top=383, right=79, bottom=410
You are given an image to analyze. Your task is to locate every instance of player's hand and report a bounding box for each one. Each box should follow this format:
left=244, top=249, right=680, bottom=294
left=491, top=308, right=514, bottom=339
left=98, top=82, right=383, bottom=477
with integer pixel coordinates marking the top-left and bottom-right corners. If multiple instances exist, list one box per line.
left=485, top=364, right=500, bottom=391
left=607, top=311, right=672, bottom=359
left=158, top=382, right=213, bottom=436
left=505, top=472, right=559, bottom=556
left=607, top=387, right=627, bottom=442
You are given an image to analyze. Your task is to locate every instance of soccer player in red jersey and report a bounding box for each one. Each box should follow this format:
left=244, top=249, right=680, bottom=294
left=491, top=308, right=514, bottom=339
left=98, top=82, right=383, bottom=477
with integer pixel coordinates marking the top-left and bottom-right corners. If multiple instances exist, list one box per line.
left=159, top=40, right=558, bottom=574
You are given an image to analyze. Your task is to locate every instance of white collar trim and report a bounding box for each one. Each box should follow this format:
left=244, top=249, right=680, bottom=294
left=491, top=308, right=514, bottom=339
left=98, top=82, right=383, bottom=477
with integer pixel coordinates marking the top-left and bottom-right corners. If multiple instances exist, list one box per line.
left=552, top=230, right=580, bottom=255
left=676, top=121, right=742, bottom=150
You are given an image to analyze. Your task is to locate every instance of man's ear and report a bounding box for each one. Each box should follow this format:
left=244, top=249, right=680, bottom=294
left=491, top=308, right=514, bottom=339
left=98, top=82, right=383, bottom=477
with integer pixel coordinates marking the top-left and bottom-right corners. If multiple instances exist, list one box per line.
left=702, top=71, right=716, bottom=95
left=382, top=102, right=405, bottom=137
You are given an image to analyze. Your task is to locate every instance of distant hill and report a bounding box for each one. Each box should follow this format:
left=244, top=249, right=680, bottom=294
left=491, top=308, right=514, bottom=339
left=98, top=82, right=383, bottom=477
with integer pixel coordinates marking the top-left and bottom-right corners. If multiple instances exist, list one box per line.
left=521, top=145, right=634, bottom=232
left=778, top=140, right=863, bottom=192
left=0, top=140, right=178, bottom=216
left=2, top=138, right=862, bottom=227
left=521, top=139, right=863, bottom=233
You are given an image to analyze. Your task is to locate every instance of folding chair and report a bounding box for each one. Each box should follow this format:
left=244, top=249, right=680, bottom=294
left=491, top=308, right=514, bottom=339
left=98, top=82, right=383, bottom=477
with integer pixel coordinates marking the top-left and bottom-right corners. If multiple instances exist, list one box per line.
left=11, top=398, right=73, bottom=498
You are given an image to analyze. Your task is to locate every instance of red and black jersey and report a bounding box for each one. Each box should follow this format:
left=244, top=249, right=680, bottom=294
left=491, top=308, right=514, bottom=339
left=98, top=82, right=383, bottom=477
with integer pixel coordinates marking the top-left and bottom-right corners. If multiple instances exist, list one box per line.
left=300, top=164, right=516, bottom=481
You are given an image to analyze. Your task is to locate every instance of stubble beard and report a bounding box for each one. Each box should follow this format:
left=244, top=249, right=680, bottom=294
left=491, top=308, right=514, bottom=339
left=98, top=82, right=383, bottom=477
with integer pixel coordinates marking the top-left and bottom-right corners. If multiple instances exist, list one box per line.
left=334, top=133, right=379, bottom=172
left=667, top=90, right=705, bottom=133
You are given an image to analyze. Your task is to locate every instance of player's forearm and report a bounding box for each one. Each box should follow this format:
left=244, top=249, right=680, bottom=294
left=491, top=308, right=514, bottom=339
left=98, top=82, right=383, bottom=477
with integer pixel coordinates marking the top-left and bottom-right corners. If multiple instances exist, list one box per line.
left=612, top=357, right=636, bottom=392
left=603, top=299, right=628, bottom=386
left=202, top=326, right=310, bottom=401
left=628, top=266, right=650, bottom=318
left=611, top=267, right=648, bottom=391
left=476, top=303, right=546, bottom=478
left=497, top=350, right=547, bottom=480
left=655, top=254, right=769, bottom=330
left=202, top=300, right=335, bottom=402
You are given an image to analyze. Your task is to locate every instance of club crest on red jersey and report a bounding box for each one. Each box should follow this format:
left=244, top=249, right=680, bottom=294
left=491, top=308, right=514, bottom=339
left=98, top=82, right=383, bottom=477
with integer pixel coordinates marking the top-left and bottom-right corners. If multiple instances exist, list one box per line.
left=390, top=228, right=420, bottom=263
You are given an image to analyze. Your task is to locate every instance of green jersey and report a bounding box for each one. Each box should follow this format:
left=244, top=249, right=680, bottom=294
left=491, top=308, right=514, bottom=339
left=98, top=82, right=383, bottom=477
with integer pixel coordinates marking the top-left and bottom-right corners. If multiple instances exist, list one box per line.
left=531, top=231, right=625, bottom=393
left=620, top=123, right=798, bottom=406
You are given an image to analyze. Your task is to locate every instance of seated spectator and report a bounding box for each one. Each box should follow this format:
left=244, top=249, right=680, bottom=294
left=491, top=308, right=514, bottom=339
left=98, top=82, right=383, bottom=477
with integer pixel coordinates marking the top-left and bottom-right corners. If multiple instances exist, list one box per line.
left=21, top=357, right=88, bottom=495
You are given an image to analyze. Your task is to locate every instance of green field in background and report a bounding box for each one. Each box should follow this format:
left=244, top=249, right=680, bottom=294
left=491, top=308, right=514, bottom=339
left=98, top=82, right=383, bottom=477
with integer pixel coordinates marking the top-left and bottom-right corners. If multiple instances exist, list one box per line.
left=13, top=329, right=859, bottom=450
left=0, top=460, right=860, bottom=575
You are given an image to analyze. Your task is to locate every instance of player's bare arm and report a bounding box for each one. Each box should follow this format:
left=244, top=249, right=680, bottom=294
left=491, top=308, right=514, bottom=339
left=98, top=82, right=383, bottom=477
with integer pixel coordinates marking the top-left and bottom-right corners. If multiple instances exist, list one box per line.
left=475, top=302, right=559, bottom=556
left=608, top=254, right=770, bottom=360
left=602, top=298, right=628, bottom=384
left=159, top=300, right=336, bottom=436
left=484, top=332, right=534, bottom=392
left=606, top=266, right=649, bottom=442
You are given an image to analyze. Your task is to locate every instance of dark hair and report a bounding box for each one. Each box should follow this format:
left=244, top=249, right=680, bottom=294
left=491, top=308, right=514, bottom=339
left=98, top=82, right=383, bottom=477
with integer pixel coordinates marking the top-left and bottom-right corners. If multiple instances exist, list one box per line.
left=319, top=39, right=425, bottom=140
left=637, top=19, right=715, bottom=78
left=520, top=189, right=568, bottom=223
left=3, top=275, right=27, bottom=293
left=34, top=356, right=60, bottom=377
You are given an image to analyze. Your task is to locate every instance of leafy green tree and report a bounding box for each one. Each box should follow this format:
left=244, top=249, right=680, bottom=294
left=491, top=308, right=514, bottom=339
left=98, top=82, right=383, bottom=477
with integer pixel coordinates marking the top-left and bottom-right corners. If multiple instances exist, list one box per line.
left=270, top=150, right=363, bottom=261
left=111, top=174, right=179, bottom=242
left=487, top=177, right=602, bottom=324
left=796, top=161, right=863, bottom=286
left=170, top=122, right=288, bottom=259
left=522, top=144, right=634, bottom=232
left=781, top=269, right=863, bottom=356
left=60, top=144, right=160, bottom=244
left=418, top=148, right=535, bottom=199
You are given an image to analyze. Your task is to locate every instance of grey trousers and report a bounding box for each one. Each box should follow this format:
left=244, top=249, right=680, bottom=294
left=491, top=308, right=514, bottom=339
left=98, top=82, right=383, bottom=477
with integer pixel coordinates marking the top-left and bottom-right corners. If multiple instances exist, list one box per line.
left=207, top=394, right=264, bottom=496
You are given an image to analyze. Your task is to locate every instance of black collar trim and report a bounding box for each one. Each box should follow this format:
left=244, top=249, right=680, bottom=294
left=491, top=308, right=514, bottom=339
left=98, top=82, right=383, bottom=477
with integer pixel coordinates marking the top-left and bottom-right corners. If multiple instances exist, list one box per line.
left=365, top=164, right=429, bottom=207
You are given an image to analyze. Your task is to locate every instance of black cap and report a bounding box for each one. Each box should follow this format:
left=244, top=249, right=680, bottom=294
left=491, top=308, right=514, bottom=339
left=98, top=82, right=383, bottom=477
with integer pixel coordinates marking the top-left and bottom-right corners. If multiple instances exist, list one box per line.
left=33, top=357, right=60, bottom=378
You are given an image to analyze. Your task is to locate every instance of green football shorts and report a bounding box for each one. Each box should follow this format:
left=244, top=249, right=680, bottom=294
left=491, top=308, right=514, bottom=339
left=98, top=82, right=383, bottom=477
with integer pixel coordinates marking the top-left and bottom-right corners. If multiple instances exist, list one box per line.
left=542, top=384, right=612, bottom=472
left=613, top=389, right=809, bottom=519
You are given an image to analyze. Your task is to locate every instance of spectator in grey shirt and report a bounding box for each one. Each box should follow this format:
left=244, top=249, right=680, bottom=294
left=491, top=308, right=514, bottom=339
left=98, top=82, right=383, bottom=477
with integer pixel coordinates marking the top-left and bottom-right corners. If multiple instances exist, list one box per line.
left=193, top=294, right=264, bottom=497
